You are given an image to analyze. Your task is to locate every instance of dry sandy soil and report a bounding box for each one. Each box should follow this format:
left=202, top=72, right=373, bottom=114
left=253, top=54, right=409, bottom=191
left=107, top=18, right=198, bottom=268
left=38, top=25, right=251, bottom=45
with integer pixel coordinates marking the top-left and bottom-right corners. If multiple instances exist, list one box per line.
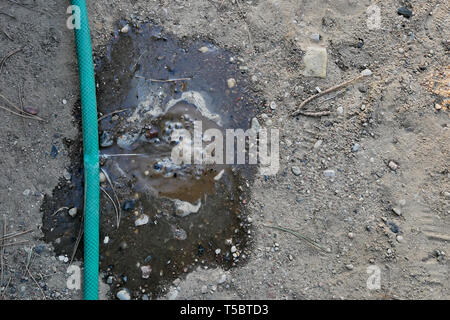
left=0, top=0, right=448, bottom=300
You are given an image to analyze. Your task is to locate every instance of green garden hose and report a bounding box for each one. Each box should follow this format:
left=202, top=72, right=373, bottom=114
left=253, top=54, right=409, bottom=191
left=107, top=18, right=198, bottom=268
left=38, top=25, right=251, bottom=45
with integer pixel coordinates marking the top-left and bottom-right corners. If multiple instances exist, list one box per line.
left=71, top=0, right=100, bottom=300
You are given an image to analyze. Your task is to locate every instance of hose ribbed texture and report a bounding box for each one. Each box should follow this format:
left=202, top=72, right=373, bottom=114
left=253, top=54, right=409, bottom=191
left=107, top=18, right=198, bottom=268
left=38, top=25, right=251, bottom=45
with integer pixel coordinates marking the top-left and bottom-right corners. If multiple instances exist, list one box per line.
left=71, top=0, right=100, bottom=300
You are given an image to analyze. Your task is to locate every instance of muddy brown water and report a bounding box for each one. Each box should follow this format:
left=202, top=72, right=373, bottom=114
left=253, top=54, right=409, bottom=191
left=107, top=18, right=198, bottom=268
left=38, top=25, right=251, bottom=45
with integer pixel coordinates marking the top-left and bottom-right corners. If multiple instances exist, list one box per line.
left=42, top=23, right=261, bottom=299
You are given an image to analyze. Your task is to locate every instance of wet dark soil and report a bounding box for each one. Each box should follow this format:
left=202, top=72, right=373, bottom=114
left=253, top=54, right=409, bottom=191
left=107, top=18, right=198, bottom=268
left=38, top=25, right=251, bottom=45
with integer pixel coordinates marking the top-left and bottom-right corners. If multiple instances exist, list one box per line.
left=41, top=23, right=262, bottom=299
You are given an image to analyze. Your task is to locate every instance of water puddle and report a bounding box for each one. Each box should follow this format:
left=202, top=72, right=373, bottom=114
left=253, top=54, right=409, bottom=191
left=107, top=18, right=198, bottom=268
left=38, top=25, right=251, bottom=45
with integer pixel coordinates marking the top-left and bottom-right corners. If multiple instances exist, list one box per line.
left=42, top=23, right=261, bottom=299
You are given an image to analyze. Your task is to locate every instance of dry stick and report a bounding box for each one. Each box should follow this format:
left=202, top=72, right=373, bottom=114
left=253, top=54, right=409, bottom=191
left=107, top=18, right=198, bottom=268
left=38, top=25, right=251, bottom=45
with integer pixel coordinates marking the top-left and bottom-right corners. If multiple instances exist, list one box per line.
left=51, top=206, right=69, bottom=217
left=0, top=105, right=44, bottom=120
left=28, top=268, right=46, bottom=299
left=295, top=110, right=331, bottom=117
left=0, top=93, right=45, bottom=121
left=135, top=75, right=191, bottom=82
left=263, top=224, right=328, bottom=252
left=131, top=50, right=147, bottom=72
left=100, top=168, right=121, bottom=229
left=0, top=229, right=33, bottom=242
left=0, top=216, right=5, bottom=287
left=1, top=277, right=11, bottom=299
left=0, top=48, right=22, bottom=75
left=100, top=186, right=119, bottom=228
left=0, top=12, right=16, bottom=19
left=98, top=109, right=127, bottom=122
left=1, top=29, right=13, bottom=41
left=70, top=221, right=83, bottom=265
left=18, top=84, right=26, bottom=132
left=0, top=240, right=29, bottom=248
left=291, top=74, right=365, bottom=117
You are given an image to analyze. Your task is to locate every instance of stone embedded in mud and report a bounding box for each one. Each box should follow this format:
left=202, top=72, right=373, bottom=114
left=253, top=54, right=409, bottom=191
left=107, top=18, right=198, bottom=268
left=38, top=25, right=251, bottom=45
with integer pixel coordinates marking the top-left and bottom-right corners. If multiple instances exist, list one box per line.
left=117, top=132, right=140, bottom=150
left=135, top=214, right=149, bottom=227
left=227, top=78, right=236, bottom=88
left=140, top=265, right=152, bottom=279
left=122, top=199, right=135, bottom=211
left=100, top=131, right=114, bottom=147
left=174, top=199, right=201, bottom=217
left=303, top=46, right=327, bottom=78
left=116, top=288, right=131, bottom=300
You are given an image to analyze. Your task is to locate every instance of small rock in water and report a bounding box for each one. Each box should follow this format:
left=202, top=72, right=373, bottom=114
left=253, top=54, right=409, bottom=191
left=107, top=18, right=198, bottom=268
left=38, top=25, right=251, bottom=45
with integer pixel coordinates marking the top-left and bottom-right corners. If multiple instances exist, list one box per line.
left=63, top=170, right=71, bottom=181
left=135, top=214, right=149, bottom=227
left=397, top=7, right=413, bottom=19
left=100, top=131, right=114, bottom=148
left=68, top=207, right=78, bottom=217
left=227, top=78, right=236, bottom=89
left=122, top=199, right=135, bottom=211
left=140, top=265, right=152, bottom=279
left=388, top=222, right=399, bottom=233
left=352, top=143, right=360, bottom=152
left=50, top=145, right=58, bottom=158
left=121, top=24, right=130, bottom=33
left=116, top=288, right=131, bottom=300
left=99, top=172, right=106, bottom=183
left=291, top=166, right=301, bottom=176
left=198, top=46, right=209, bottom=53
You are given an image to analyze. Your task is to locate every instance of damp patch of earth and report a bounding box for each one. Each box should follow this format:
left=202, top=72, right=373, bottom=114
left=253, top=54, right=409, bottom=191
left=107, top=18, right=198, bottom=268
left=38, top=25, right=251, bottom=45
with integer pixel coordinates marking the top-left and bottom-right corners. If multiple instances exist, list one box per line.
left=41, top=23, right=263, bottom=299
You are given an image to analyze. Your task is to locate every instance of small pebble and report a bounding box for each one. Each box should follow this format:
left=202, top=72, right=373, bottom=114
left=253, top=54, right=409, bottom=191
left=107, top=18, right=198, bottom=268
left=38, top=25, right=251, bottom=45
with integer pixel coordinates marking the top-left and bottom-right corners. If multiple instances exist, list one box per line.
left=388, top=161, right=399, bottom=171
left=198, top=46, right=209, bottom=53
left=345, top=264, right=354, bottom=270
left=116, top=288, right=131, bottom=300
left=397, top=7, right=413, bottom=19
left=135, top=214, right=149, bottom=227
left=68, top=207, right=78, bottom=217
left=227, top=78, right=236, bottom=89
left=121, top=25, right=130, bottom=33
left=361, top=69, right=373, bottom=77
left=291, top=166, right=301, bottom=176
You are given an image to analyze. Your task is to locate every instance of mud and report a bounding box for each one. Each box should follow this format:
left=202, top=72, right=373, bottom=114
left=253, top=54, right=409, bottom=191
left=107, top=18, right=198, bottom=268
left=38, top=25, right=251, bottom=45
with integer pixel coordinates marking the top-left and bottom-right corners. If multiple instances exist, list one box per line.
left=41, top=23, right=262, bottom=298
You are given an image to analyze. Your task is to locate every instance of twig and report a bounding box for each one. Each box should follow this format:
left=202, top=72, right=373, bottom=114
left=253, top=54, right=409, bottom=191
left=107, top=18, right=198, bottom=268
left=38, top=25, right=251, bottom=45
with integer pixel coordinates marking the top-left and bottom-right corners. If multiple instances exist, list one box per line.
left=27, top=268, right=46, bottom=299
left=0, top=277, right=11, bottom=299
left=70, top=221, right=83, bottom=265
left=0, top=12, right=16, bottom=19
left=135, top=75, right=191, bottom=82
left=101, top=187, right=119, bottom=229
left=0, top=229, right=33, bottom=242
left=131, top=50, right=147, bottom=72
left=100, top=168, right=122, bottom=229
left=0, top=216, right=5, bottom=287
left=51, top=207, right=69, bottom=217
left=98, top=109, right=127, bottom=122
left=0, top=48, right=22, bottom=75
left=1, top=29, right=13, bottom=41
left=0, top=105, right=44, bottom=121
left=0, top=93, right=45, bottom=121
left=0, top=240, right=29, bottom=248
left=100, top=153, right=147, bottom=158
left=294, top=110, right=331, bottom=117
left=291, top=74, right=367, bottom=117
left=262, top=224, right=328, bottom=252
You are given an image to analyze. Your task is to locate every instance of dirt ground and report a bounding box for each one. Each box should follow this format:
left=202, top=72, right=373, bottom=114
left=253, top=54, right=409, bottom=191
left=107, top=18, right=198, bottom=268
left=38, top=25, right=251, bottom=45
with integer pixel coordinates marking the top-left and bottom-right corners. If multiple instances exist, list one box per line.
left=0, top=0, right=448, bottom=300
